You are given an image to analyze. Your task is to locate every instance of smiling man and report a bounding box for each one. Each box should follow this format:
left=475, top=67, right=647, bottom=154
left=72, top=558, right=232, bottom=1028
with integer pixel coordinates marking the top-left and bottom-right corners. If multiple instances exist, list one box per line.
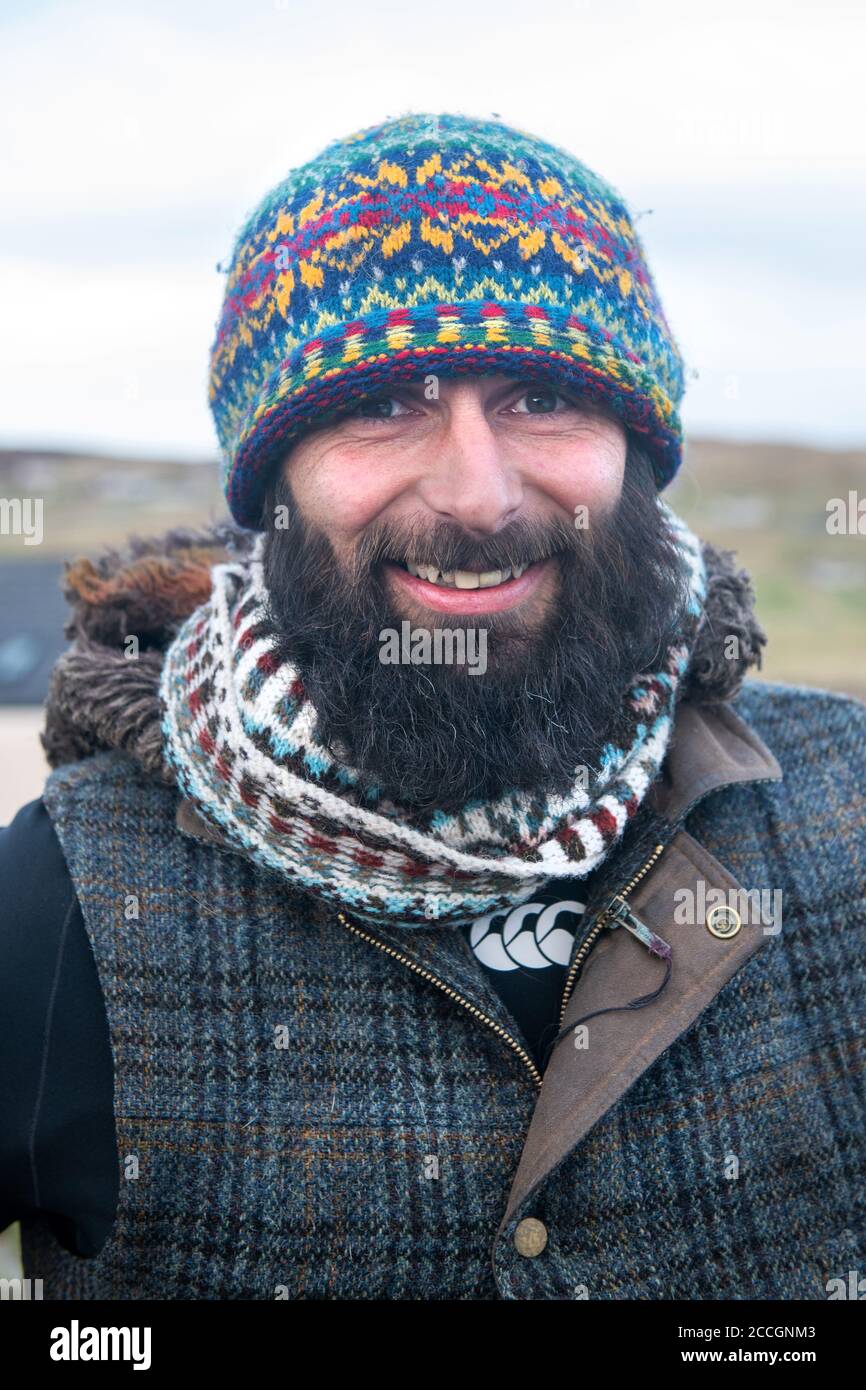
left=2, top=111, right=865, bottom=1303
left=258, top=373, right=687, bottom=814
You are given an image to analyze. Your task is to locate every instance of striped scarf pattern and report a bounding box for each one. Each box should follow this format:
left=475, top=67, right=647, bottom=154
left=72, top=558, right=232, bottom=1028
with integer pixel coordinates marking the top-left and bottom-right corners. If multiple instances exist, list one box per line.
left=159, top=505, right=706, bottom=927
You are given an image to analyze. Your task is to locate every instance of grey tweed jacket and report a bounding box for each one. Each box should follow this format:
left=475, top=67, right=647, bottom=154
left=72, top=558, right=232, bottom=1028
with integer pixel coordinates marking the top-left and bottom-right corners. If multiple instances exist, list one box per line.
left=20, top=679, right=866, bottom=1299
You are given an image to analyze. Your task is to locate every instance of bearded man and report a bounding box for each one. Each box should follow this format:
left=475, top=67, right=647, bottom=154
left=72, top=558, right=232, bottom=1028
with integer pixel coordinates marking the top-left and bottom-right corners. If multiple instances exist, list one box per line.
left=2, top=112, right=864, bottom=1301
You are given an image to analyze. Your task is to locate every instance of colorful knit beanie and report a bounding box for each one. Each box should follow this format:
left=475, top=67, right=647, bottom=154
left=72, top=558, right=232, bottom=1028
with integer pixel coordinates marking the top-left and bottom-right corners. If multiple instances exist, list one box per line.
left=209, top=112, right=686, bottom=529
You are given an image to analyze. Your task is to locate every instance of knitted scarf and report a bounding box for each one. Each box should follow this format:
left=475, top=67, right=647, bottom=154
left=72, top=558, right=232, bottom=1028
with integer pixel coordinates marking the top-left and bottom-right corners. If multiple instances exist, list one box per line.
left=159, top=503, right=707, bottom=928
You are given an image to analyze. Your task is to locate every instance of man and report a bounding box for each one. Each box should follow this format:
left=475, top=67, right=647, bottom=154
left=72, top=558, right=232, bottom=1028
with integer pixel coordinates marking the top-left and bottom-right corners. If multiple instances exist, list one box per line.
left=1, top=111, right=864, bottom=1301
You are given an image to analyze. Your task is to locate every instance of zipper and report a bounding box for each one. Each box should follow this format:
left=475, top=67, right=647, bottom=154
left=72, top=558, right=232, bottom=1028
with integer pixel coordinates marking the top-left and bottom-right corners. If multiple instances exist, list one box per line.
left=558, top=841, right=666, bottom=1026
left=335, top=910, right=544, bottom=1089
left=336, top=762, right=778, bottom=1086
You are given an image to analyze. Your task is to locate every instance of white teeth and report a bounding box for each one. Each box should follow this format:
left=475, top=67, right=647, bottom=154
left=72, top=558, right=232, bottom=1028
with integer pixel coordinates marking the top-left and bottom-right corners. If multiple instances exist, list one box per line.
left=403, top=561, right=527, bottom=588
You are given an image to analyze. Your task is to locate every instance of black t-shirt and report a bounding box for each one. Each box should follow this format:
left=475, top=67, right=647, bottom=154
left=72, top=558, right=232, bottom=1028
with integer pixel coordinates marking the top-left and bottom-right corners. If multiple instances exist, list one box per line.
left=0, top=798, right=596, bottom=1258
left=0, top=799, right=118, bottom=1258
left=459, top=883, right=594, bottom=1069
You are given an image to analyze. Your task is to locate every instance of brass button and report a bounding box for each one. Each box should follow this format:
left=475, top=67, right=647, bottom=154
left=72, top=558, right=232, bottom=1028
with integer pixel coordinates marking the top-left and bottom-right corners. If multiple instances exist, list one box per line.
left=514, top=1217, right=548, bottom=1257
left=706, top=904, right=741, bottom=938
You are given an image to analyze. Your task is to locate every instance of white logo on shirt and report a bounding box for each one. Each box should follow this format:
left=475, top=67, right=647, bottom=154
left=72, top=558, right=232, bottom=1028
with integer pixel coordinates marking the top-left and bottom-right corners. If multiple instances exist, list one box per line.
left=468, top=899, right=587, bottom=972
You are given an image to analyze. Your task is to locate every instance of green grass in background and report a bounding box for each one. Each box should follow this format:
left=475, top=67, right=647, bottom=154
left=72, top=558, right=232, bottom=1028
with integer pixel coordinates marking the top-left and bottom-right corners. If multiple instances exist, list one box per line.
left=669, top=439, right=866, bottom=700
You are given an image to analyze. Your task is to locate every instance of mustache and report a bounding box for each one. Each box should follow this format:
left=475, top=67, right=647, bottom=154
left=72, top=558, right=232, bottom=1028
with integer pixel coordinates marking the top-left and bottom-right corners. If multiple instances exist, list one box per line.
left=352, top=512, right=583, bottom=578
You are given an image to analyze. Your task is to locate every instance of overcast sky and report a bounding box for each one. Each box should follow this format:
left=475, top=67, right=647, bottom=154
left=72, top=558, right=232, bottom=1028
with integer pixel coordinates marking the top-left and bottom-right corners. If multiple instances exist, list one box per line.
left=1, top=0, right=864, bottom=459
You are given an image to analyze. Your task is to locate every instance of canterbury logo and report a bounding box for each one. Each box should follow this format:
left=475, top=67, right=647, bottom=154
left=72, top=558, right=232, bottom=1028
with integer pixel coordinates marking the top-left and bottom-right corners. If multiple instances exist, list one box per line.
left=469, top=899, right=587, bottom=971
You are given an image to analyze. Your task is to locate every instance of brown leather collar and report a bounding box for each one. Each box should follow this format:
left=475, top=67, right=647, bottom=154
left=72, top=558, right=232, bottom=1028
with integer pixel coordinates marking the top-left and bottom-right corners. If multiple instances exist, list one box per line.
left=648, top=698, right=782, bottom=822
left=499, top=697, right=783, bottom=1231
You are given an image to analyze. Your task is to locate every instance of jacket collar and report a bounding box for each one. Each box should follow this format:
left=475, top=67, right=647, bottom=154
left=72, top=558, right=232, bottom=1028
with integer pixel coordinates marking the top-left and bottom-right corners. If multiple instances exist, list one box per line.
left=647, top=698, right=782, bottom=822
left=498, top=697, right=782, bottom=1231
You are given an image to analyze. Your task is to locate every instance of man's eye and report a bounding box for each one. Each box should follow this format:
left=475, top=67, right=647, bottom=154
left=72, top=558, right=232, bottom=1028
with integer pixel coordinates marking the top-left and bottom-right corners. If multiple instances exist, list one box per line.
left=511, top=385, right=570, bottom=415
left=351, top=395, right=410, bottom=421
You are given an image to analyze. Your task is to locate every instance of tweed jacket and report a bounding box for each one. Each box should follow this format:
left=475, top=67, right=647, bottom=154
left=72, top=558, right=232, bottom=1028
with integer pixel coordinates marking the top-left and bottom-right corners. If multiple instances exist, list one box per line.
left=20, top=677, right=866, bottom=1299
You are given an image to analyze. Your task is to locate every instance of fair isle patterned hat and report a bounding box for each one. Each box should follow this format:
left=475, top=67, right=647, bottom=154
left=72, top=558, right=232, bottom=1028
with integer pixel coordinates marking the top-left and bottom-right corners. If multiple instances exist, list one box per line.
left=209, top=111, right=686, bottom=529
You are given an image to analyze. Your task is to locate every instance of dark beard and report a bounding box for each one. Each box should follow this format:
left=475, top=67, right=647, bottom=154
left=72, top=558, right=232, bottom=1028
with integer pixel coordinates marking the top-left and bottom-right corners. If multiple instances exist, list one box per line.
left=260, top=442, right=690, bottom=817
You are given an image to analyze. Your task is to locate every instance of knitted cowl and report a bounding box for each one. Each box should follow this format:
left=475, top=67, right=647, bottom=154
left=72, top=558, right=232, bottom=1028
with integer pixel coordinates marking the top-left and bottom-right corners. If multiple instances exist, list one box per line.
left=42, top=510, right=767, bottom=929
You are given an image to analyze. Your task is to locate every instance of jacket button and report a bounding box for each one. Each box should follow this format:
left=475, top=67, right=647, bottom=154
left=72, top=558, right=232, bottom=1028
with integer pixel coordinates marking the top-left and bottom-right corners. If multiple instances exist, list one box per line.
left=706, top=904, right=741, bottom=938
left=514, top=1217, right=548, bottom=1257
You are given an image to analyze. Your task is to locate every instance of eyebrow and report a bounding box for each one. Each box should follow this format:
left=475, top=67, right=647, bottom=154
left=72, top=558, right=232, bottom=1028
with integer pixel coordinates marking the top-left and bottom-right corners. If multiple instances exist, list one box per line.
left=317, top=374, right=587, bottom=427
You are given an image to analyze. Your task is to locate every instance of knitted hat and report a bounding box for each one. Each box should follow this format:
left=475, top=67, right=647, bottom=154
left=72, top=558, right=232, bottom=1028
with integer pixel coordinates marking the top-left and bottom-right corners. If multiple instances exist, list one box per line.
left=209, top=112, right=686, bottom=529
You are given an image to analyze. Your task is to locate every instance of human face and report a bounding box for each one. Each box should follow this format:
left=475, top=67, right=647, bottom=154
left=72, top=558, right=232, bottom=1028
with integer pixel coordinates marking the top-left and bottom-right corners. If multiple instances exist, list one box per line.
left=262, top=425, right=684, bottom=813
left=279, top=373, right=627, bottom=629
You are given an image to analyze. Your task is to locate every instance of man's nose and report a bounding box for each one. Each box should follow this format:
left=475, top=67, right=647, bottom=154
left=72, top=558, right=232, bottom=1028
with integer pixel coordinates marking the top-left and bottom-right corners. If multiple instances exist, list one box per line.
left=415, top=402, right=524, bottom=534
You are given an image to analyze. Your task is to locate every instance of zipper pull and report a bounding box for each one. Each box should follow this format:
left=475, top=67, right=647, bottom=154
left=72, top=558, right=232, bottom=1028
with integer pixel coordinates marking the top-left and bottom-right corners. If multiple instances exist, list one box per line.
left=604, top=894, right=672, bottom=961
left=550, top=892, right=674, bottom=1055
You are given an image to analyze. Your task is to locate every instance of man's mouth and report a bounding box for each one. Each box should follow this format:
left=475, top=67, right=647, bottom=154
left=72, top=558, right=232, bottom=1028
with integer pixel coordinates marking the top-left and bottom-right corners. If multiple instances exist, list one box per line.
left=401, top=559, right=530, bottom=589
left=384, top=556, right=553, bottom=615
